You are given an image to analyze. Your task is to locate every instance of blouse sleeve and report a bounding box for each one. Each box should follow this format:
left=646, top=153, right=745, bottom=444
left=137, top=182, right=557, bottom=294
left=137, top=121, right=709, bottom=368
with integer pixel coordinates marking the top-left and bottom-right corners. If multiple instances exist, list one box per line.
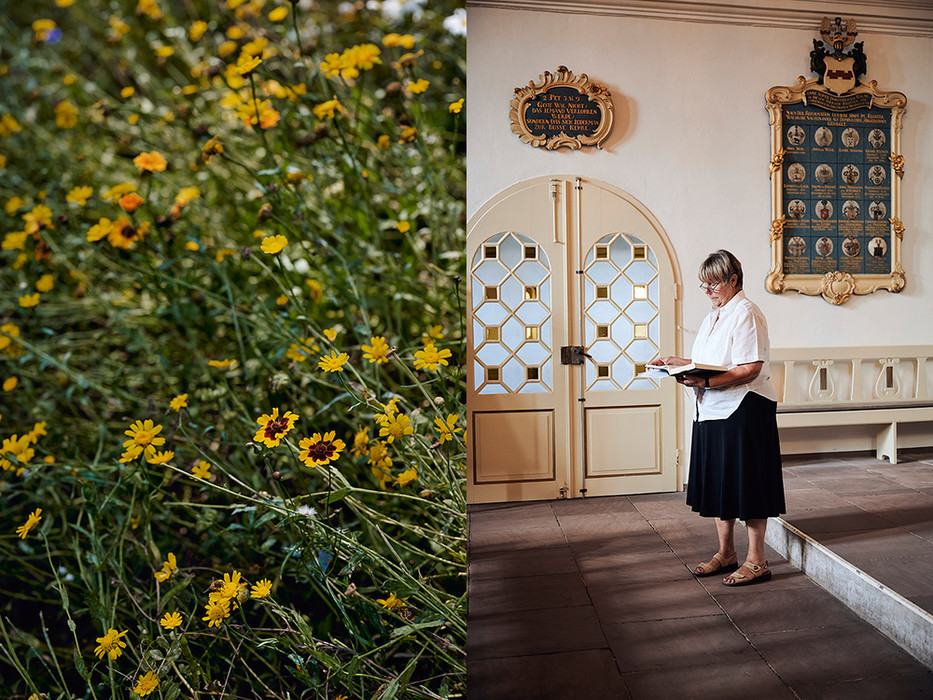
left=730, top=303, right=769, bottom=366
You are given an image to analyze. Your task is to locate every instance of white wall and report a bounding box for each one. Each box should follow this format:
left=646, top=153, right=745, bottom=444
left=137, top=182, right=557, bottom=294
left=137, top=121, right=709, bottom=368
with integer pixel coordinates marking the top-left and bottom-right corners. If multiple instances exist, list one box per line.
left=467, top=6, right=933, bottom=351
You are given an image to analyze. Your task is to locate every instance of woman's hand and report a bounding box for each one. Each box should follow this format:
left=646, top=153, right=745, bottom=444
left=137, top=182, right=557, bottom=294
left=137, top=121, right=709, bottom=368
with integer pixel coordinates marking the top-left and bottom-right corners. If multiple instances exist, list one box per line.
left=649, top=356, right=689, bottom=367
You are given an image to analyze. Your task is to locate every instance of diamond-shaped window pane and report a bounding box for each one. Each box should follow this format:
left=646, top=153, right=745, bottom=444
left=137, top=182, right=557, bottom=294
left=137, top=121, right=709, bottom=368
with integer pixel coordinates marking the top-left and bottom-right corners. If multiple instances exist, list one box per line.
left=476, top=342, right=510, bottom=366
left=520, top=383, right=549, bottom=394
left=626, top=339, right=659, bottom=363
left=625, top=300, right=658, bottom=324
left=587, top=300, right=620, bottom=324
left=475, top=301, right=509, bottom=326
left=540, top=278, right=551, bottom=305
left=610, top=236, right=633, bottom=267
left=586, top=261, right=617, bottom=285
left=501, top=317, right=524, bottom=351
left=499, top=234, right=522, bottom=268
left=517, top=342, right=549, bottom=365
left=611, top=277, right=633, bottom=302
left=625, top=261, right=658, bottom=285
left=540, top=318, right=552, bottom=347
left=474, top=260, right=508, bottom=285
left=515, top=260, right=548, bottom=285
left=516, top=300, right=549, bottom=325
left=502, top=357, right=525, bottom=391
left=479, top=383, right=509, bottom=395
left=500, top=276, right=523, bottom=310
left=589, top=339, right=620, bottom=364
left=613, top=355, right=636, bottom=383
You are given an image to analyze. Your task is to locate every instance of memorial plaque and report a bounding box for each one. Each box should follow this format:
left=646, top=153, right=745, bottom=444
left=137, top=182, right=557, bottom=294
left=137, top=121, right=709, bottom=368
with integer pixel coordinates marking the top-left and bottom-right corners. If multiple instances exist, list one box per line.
left=765, top=18, right=907, bottom=305
left=510, top=66, right=613, bottom=150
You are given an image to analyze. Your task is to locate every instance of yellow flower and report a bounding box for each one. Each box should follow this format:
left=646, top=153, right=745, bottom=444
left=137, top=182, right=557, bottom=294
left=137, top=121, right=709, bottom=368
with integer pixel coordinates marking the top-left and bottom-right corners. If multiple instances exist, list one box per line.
left=362, top=336, right=392, bottom=365
left=32, top=19, right=57, bottom=42
left=210, top=570, right=246, bottom=602
left=268, top=5, right=288, bottom=21
left=449, top=98, right=464, bottom=114
left=189, top=20, right=208, bottom=41
left=251, top=578, right=273, bottom=598
left=218, top=40, right=238, bottom=58
left=1, top=114, right=23, bottom=137
left=202, top=135, right=223, bottom=162
left=406, top=78, right=430, bottom=94
left=15, top=508, right=42, bottom=539
left=146, top=450, right=174, bottom=465
left=318, top=350, right=349, bottom=373
left=5, top=196, right=25, bottom=213
left=3, top=377, right=17, bottom=391
left=160, top=612, right=183, bottom=630
left=433, top=413, right=462, bottom=444
left=208, top=358, right=236, bottom=369
left=94, top=628, right=128, bottom=660
left=234, top=53, right=262, bottom=75
left=175, top=186, right=201, bottom=206
left=260, top=234, right=287, bottom=254
left=101, top=183, right=137, bottom=201
left=154, top=552, right=177, bottom=582
left=378, top=413, right=413, bottom=444
left=66, top=186, right=93, bottom=206
left=313, top=98, right=343, bottom=120
left=86, top=217, right=113, bottom=242
left=136, top=0, right=163, bottom=20
left=23, top=205, right=53, bottom=234
left=377, top=592, right=408, bottom=610
left=306, top=279, right=323, bottom=303
left=298, top=431, right=346, bottom=467
left=169, top=393, right=188, bottom=411
left=422, top=325, right=443, bottom=343
left=155, top=45, right=174, bottom=57
left=55, top=100, right=78, bottom=129
left=1, top=434, right=34, bottom=475
left=107, top=217, right=146, bottom=250
left=120, top=86, right=135, bottom=99
left=119, top=192, right=144, bottom=213
left=133, top=671, right=159, bottom=696
left=202, top=598, right=231, bottom=627
left=397, top=220, right=411, bottom=233
left=27, top=421, right=47, bottom=443
left=396, top=466, right=418, bottom=487
left=2, top=231, right=28, bottom=251
left=57, top=0, right=76, bottom=5
left=0, top=323, right=22, bottom=357
left=398, top=125, right=418, bottom=143
left=413, top=343, right=452, bottom=371
left=253, top=407, right=299, bottom=448
left=351, top=426, right=370, bottom=457
left=191, top=460, right=211, bottom=480
left=36, top=274, right=54, bottom=292
left=383, top=33, right=416, bottom=49
left=276, top=294, right=288, bottom=306
left=323, top=327, right=338, bottom=342
left=185, top=241, right=199, bottom=252
left=120, top=419, right=166, bottom=462
left=18, top=294, right=40, bottom=308
left=286, top=337, right=318, bottom=363
left=134, top=151, right=167, bottom=173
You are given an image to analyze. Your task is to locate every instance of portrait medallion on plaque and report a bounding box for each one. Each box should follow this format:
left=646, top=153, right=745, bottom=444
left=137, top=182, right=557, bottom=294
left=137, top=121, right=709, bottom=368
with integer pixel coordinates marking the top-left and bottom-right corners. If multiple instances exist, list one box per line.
left=765, top=17, right=907, bottom=305
left=509, top=66, right=613, bottom=150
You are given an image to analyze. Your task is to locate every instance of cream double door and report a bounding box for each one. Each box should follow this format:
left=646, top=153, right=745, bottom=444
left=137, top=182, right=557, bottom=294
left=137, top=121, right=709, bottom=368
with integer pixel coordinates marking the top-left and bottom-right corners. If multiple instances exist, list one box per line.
left=467, top=177, right=681, bottom=504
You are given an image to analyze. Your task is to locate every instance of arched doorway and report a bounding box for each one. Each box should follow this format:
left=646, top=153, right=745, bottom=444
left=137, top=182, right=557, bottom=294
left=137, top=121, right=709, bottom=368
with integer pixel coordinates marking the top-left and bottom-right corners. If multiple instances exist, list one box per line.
left=467, top=176, right=683, bottom=504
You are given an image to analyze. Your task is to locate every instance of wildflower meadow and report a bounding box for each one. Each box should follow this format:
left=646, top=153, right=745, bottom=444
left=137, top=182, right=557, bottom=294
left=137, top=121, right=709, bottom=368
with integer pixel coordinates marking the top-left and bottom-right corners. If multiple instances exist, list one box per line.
left=0, top=1, right=466, bottom=698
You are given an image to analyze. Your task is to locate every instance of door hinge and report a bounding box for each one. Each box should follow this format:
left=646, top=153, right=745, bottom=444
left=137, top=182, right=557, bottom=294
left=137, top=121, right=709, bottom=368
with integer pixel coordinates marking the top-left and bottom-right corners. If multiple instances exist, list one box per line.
left=558, top=485, right=569, bottom=499
left=675, top=448, right=681, bottom=468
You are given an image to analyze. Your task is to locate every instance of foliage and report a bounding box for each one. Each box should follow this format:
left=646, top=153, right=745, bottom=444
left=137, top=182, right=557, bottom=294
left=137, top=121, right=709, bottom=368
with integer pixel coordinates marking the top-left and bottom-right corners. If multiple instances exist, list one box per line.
left=0, top=0, right=466, bottom=698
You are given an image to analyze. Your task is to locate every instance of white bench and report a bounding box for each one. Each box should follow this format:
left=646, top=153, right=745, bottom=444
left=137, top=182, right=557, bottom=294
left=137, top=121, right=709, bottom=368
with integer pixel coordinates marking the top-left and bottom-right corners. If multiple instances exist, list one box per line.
left=769, top=346, right=933, bottom=464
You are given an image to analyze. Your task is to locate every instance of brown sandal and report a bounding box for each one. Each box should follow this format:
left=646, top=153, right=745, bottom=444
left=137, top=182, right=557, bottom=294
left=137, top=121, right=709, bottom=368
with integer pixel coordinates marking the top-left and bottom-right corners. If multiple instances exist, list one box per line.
left=722, top=560, right=772, bottom=586
left=693, top=552, right=738, bottom=577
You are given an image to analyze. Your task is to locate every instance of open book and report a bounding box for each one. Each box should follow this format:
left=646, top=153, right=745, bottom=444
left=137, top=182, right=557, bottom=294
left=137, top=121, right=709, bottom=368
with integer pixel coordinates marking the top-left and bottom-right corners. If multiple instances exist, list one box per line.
left=642, top=362, right=728, bottom=379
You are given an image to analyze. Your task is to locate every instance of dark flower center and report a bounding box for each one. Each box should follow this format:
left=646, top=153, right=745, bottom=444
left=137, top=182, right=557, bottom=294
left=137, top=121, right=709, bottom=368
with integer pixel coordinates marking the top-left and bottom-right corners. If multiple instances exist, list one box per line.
left=264, top=416, right=289, bottom=439
left=306, top=441, right=335, bottom=461
left=121, top=225, right=136, bottom=239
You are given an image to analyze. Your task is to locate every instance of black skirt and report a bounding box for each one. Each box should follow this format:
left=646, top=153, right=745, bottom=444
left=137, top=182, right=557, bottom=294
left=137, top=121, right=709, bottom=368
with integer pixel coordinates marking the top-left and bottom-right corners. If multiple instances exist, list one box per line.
left=685, top=391, right=786, bottom=520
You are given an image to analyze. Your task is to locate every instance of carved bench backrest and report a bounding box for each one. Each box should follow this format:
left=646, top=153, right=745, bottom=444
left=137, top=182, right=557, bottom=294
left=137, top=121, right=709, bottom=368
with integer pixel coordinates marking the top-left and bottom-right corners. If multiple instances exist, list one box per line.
left=770, top=346, right=932, bottom=408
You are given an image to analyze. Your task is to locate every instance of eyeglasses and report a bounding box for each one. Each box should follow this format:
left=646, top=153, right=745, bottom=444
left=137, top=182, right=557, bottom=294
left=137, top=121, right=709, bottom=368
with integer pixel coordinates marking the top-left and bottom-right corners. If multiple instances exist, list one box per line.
left=699, top=281, right=722, bottom=293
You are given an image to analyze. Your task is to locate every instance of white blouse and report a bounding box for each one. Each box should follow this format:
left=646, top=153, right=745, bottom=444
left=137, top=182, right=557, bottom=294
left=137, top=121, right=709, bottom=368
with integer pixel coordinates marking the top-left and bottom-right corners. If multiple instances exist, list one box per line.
left=689, top=290, right=777, bottom=422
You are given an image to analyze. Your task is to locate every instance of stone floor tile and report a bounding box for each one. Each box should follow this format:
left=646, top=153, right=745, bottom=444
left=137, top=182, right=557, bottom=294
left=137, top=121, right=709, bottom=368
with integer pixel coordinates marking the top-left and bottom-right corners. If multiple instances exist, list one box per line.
left=695, top=557, right=813, bottom=597
left=837, top=491, right=933, bottom=527
left=468, top=501, right=557, bottom=531
left=550, top=495, right=636, bottom=515
left=783, top=507, right=891, bottom=535
left=624, top=657, right=796, bottom=700
left=467, top=605, right=607, bottom=661
left=588, top=577, right=723, bottom=623
left=715, top=586, right=857, bottom=634
left=813, top=527, right=933, bottom=561
left=565, top=528, right=670, bottom=557
left=575, top=549, right=694, bottom=587
left=605, top=614, right=755, bottom=672
left=792, top=672, right=933, bottom=699
left=468, top=523, right=566, bottom=556
left=856, top=554, right=933, bottom=597
left=468, top=544, right=579, bottom=581
left=628, top=492, right=693, bottom=520
left=555, top=510, right=654, bottom=536
left=783, top=487, right=854, bottom=510
left=747, top=622, right=927, bottom=687
left=797, top=474, right=908, bottom=495
left=468, top=571, right=590, bottom=617
left=467, top=649, right=632, bottom=700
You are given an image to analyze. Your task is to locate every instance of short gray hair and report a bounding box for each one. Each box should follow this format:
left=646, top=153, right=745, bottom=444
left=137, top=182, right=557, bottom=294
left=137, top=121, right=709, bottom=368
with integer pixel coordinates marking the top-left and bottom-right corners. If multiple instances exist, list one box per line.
left=699, top=250, right=743, bottom=290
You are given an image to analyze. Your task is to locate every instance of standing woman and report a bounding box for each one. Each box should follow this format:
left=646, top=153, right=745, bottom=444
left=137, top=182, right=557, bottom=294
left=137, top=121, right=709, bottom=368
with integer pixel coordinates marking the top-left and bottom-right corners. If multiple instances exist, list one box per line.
left=650, top=250, right=785, bottom=586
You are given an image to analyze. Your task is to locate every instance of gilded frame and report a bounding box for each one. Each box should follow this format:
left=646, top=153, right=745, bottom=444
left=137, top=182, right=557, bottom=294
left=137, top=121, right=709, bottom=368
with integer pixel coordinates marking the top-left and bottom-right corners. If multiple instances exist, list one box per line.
left=509, top=66, right=613, bottom=151
left=765, top=77, right=907, bottom=305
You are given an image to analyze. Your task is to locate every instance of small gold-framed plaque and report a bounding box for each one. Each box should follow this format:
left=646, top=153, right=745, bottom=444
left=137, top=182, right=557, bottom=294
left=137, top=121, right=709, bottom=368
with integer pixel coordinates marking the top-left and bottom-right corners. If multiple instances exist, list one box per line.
left=509, top=66, right=613, bottom=150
